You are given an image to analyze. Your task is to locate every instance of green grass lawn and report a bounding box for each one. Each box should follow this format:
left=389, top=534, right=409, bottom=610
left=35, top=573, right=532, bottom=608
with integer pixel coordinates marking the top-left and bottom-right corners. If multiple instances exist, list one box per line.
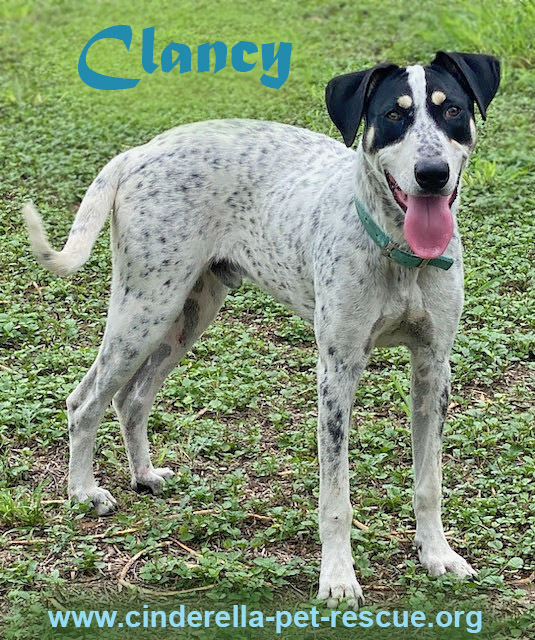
left=1, top=0, right=534, bottom=638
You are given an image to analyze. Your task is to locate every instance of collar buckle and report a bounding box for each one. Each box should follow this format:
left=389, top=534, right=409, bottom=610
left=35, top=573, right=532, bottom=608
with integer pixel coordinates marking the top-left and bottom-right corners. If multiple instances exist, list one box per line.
left=381, top=240, right=397, bottom=259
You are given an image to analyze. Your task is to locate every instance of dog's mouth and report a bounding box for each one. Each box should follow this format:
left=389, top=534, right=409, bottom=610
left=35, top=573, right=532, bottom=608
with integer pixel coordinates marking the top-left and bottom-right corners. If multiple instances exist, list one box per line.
left=385, top=172, right=458, bottom=259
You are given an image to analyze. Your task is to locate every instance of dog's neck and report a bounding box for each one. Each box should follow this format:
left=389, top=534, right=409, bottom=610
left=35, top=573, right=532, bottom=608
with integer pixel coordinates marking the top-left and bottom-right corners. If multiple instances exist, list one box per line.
left=354, top=144, right=408, bottom=248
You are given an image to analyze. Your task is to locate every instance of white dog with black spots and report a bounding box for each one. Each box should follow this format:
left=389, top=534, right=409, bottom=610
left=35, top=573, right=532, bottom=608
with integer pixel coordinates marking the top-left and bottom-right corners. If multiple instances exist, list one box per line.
left=24, top=50, right=500, bottom=607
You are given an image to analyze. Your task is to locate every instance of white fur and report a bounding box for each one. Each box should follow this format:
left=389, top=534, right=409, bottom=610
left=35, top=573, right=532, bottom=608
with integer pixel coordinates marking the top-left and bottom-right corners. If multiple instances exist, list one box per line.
left=364, top=125, right=375, bottom=150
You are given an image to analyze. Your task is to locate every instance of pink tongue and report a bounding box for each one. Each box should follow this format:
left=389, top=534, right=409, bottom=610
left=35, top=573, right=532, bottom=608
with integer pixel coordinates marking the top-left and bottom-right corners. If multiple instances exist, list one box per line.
left=403, top=196, right=453, bottom=259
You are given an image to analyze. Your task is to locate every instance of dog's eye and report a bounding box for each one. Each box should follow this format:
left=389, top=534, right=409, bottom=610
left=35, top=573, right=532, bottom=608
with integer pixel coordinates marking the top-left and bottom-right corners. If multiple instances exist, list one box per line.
left=445, top=106, right=461, bottom=119
left=386, top=110, right=401, bottom=121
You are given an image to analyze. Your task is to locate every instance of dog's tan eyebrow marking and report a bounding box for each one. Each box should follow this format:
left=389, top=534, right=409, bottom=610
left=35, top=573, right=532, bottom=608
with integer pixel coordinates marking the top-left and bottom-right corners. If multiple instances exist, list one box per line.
left=431, top=90, right=446, bottom=105
left=397, top=95, right=412, bottom=109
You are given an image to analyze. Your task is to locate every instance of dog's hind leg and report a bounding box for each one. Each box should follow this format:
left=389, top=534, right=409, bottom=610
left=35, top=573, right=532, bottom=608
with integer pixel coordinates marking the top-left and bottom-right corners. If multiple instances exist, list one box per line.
left=113, top=270, right=228, bottom=494
left=66, top=268, right=206, bottom=515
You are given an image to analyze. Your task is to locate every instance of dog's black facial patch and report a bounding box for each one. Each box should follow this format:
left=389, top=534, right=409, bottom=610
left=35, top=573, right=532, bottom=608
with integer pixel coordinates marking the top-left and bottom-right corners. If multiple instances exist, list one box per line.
left=364, top=68, right=414, bottom=151
left=425, top=66, right=475, bottom=145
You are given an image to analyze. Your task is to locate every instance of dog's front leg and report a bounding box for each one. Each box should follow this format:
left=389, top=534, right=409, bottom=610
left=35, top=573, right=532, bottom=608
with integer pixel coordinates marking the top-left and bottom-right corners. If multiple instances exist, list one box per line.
left=410, top=347, right=476, bottom=578
left=316, top=346, right=366, bottom=608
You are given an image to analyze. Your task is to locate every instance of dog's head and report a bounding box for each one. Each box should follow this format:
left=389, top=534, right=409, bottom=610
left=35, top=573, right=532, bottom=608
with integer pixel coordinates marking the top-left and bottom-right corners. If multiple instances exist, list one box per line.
left=326, top=52, right=500, bottom=258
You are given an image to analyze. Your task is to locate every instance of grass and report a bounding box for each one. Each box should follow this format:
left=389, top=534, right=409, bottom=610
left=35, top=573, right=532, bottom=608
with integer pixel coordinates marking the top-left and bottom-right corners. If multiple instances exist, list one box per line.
left=0, top=0, right=534, bottom=638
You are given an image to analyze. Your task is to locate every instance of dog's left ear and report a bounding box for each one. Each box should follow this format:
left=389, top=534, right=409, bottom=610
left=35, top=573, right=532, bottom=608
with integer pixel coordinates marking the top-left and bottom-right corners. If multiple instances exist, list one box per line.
left=432, top=51, right=500, bottom=119
left=326, top=63, right=398, bottom=147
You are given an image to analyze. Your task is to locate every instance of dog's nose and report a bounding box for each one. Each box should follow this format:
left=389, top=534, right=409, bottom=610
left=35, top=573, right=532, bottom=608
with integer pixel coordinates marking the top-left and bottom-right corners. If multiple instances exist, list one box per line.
left=414, top=159, right=450, bottom=191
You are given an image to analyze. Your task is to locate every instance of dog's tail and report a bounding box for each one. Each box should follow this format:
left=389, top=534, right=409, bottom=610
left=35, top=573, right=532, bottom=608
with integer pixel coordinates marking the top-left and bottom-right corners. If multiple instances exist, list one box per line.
left=22, top=153, right=125, bottom=276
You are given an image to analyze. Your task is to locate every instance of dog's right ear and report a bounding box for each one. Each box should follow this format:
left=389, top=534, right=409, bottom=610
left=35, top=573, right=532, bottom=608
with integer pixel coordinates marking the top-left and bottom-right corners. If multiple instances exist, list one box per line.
left=326, top=63, right=398, bottom=147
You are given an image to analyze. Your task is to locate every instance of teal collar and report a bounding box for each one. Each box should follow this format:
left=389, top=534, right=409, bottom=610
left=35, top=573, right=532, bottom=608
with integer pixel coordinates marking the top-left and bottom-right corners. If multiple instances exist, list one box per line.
left=354, top=199, right=454, bottom=271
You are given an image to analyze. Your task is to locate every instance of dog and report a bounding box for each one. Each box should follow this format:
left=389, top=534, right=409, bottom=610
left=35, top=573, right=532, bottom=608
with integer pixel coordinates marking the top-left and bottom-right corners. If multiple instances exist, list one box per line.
left=23, top=51, right=500, bottom=607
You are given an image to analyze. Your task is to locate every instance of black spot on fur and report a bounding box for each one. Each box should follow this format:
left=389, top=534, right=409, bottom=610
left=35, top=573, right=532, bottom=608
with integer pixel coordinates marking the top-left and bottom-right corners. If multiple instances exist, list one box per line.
left=192, top=276, right=204, bottom=293
left=439, top=385, right=449, bottom=436
left=327, top=417, right=343, bottom=454
left=183, top=298, right=200, bottom=337
left=210, top=260, right=243, bottom=289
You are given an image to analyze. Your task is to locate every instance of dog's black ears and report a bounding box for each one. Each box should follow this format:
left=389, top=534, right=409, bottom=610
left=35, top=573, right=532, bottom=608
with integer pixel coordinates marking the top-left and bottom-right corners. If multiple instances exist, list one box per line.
left=326, top=63, right=398, bottom=147
left=432, top=51, right=500, bottom=120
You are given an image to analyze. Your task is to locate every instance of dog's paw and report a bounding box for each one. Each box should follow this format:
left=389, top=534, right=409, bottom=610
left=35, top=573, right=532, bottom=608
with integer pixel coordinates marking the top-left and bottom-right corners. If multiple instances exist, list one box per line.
left=132, top=467, right=174, bottom=495
left=70, top=486, right=118, bottom=516
left=318, top=559, right=364, bottom=609
left=416, top=538, right=476, bottom=578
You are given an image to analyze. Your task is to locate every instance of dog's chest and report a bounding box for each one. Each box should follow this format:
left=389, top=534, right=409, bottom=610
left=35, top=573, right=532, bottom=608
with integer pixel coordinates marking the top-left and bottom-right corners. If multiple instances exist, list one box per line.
left=374, top=274, right=434, bottom=348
